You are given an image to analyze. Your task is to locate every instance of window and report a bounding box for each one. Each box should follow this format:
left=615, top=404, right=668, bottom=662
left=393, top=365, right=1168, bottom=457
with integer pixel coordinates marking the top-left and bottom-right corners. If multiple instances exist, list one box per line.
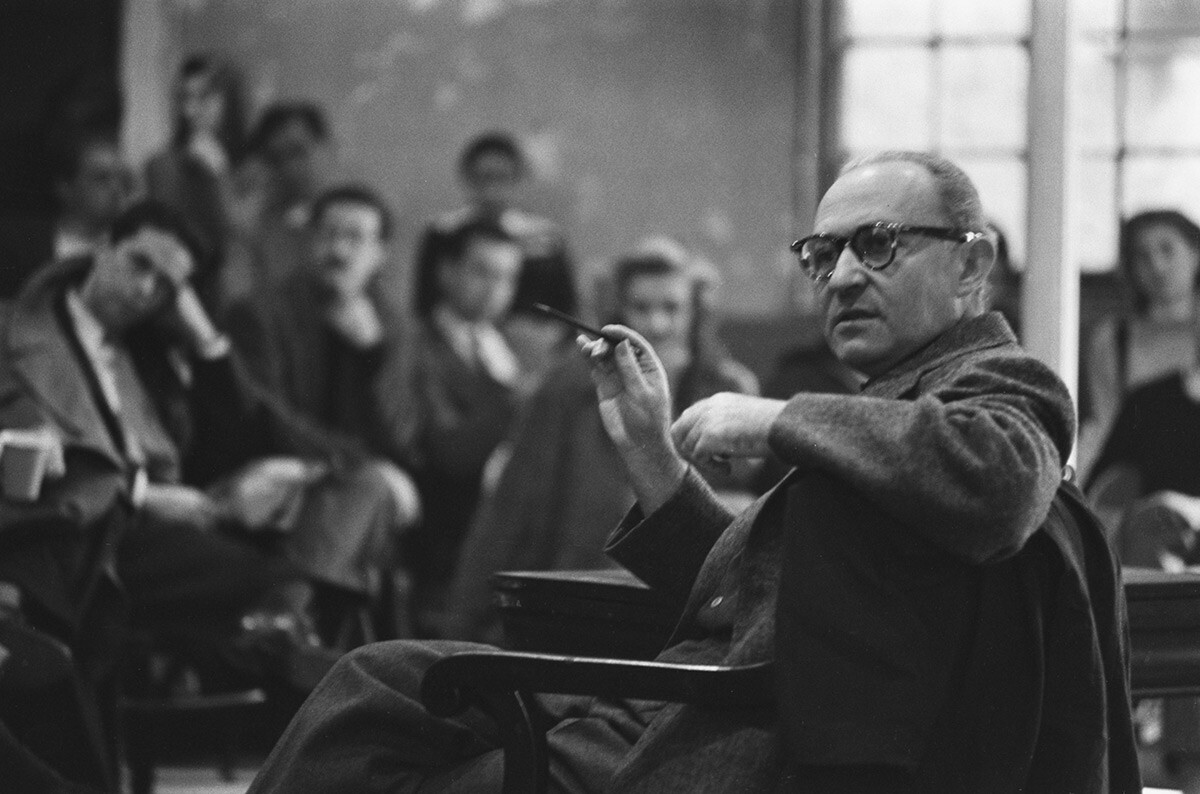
left=834, top=0, right=1031, bottom=262
left=833, top=0, right=1200, bottom=274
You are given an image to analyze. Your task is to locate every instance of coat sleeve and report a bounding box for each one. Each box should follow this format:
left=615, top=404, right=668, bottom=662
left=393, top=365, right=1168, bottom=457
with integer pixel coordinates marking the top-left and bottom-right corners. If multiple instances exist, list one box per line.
left=767, top=352, right=1074, bottom=563
left=605, top=467, right=736, bottom=611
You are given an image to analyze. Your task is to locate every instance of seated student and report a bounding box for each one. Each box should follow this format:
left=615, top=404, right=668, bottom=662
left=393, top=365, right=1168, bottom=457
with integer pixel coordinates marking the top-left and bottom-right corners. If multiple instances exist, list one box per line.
left=1077, top=209, right=1200, bottom=483
left=0, top=200, right=407, bottom=658
left=227, top=185, right=419, bottom=468
left=406, top=220, right=526, bottom=636
left=414, top=131, right=578, bottom=381
left=444, top=247, right=759, bottom=644
left=246, top=152, right=1132, bottom=793
left=224, top=182, right=420, bottom=534
left=1086, top=333, right=1200, bottom=793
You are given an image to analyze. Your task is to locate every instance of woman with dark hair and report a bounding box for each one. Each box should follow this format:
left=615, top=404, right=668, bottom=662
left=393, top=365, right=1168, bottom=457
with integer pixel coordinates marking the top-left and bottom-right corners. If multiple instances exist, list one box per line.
left=1077, top=209, right=1200, bottom=481
left=442, top=245, right=757, bottom=644
left=144, top=54, right=247, bottom=304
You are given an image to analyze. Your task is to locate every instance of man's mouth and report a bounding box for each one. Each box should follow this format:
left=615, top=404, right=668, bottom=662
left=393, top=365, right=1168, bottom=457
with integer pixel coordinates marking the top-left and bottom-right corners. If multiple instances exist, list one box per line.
left=832, top=307, right=877, bottom=325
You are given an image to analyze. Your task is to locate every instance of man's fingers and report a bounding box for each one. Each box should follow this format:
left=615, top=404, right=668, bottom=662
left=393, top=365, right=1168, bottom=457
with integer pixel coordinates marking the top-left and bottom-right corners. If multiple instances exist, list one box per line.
left=611, top=339, right=648, bottom=393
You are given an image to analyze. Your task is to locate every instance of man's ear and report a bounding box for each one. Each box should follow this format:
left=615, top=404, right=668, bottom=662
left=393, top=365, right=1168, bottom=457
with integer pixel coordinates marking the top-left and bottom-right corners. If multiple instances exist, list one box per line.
left=956, top=233, right=995, bottom=298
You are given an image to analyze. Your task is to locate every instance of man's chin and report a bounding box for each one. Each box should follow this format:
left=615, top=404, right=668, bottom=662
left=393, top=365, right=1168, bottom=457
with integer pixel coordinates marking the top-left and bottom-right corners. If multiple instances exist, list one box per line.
left=827, top=336, right=885, bottom=378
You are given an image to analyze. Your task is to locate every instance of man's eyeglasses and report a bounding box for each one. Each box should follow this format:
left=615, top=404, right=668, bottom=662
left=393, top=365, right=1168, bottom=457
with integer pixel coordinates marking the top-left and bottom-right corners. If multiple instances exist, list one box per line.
left=791, top=222, right=983, bottom=282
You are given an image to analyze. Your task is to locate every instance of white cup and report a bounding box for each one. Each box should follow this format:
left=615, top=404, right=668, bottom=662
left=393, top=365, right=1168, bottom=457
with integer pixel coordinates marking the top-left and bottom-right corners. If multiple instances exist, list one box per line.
left=0, top=429, right=56, bottom=502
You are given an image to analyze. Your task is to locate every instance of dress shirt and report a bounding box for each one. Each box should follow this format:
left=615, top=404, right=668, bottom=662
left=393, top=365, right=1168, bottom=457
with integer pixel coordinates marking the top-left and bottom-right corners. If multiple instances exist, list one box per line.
left=431, top=305, right=520, bottom=386
left=64, top=288, right=182, bottom=483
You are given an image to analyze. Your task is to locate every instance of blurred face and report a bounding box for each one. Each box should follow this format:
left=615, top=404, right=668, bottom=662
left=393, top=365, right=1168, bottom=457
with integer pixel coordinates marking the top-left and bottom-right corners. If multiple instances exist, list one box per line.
left=87, top=227, right=194, bottom=330
left=264, top=119, right=327, bottom=205
left=619, top=272, right=693, bottom=354
left=58, top=142, right=131, bottom=231
left=815, top=161, right=968, bottom=377
left=463, top=151, right=521, bottom=216
left=311, top=201, right=385, bottom=297
left=1130, top=222, right=1200, bottom=311
left=438, top=237, right=522, bottom=323
left=178, top=73, right=224, bottom=137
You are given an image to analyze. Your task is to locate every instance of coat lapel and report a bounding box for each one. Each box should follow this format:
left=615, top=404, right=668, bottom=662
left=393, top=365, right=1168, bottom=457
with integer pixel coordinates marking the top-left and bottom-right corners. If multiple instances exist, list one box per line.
left=3, top=269, right=124, bottom=467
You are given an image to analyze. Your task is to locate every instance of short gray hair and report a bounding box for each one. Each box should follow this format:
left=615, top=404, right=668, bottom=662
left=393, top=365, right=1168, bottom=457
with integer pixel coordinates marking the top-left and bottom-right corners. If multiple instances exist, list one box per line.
left=840, top=151, right=985, bottom=232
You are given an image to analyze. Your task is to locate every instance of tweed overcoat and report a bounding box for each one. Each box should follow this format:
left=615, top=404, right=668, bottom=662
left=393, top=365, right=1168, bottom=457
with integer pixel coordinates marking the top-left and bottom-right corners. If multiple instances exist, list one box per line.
left=602, top=311, right=1076, bottom=791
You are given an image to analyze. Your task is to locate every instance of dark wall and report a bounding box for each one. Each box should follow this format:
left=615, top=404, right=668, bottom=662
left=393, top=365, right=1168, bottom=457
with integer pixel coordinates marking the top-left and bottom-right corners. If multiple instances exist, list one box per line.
left=0, top=0, right=122, bottom=296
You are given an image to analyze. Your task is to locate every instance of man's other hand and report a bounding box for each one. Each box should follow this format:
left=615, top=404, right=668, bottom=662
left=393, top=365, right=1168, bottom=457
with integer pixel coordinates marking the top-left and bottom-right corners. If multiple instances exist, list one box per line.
left=672, top=394, right=787, bottom=466
left=579, top=324, right=687, bottom=513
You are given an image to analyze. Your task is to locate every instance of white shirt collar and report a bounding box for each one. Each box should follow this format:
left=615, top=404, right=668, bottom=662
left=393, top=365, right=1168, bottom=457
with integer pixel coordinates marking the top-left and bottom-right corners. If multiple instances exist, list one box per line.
left=431, top=304, right=519, bottom=385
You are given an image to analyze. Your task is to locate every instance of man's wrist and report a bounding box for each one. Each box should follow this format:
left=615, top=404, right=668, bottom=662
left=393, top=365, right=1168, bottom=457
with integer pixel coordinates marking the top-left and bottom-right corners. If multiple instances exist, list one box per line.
left=626, top=444, right=689, bottom=515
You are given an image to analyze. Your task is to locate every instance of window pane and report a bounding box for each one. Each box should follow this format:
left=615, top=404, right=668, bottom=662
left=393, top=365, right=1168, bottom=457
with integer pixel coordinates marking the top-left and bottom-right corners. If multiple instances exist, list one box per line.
left=939, top=46, right=1027, bottom=149
left=844, top=0, right=933, bottom=38
left=1075, top=158, right=1118, bottom=273
left=1077, top=0, right=1121, bottom=34
left=1129, top=0, right=1200, bottom=33
left=841, top=47, right=933, bottom=150
left=1125, top=38, right=1200, bottom=148
left=1124, top=156, right=1200, bottom=230
left=955, top=156, right=1027, bottom=267
left=1073, top=38, right=1118, bottom=153
left=937, top=0, right=1030, bottom=37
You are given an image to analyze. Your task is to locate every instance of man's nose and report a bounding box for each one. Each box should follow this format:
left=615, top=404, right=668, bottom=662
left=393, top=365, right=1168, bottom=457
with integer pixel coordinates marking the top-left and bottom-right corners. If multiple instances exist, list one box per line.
left=824, top=245, right=868, bottom=291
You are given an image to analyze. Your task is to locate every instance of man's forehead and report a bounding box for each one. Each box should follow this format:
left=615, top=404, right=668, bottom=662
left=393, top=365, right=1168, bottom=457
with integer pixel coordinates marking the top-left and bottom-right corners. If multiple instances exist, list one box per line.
left=814, top=162, right=944, bottom=232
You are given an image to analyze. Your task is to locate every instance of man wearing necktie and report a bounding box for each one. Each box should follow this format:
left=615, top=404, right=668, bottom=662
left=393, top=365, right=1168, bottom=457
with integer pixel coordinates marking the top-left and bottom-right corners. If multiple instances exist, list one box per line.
left=406, top=220, right=524, bottom=636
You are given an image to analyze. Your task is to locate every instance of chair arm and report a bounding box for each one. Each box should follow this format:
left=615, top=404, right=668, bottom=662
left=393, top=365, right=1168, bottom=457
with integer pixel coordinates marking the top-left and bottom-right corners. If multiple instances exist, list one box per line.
left=1130, top=630, right=1200, bottom=698
left=420, top=649, right=774, bottom=718
left=420, top=650, right=774, bottom=794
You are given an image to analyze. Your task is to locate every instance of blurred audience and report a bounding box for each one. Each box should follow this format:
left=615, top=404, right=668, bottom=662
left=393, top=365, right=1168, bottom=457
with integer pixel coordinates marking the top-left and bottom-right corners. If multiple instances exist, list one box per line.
left=1077, top=209, right=1200, bottom=482
left=406, top=220, right=525, bottom=636
left=145, top=54, right=247, bottom=305
left=444, top=246, right=758, bottom=643
left=49, top=126, right=133, bottom=262
left=414, top=131, right=577, bottom=382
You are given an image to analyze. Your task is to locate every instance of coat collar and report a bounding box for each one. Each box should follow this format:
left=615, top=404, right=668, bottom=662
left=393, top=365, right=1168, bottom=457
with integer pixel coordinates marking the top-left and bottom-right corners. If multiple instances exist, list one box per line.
left=861, top=312, right=1017, bottom=401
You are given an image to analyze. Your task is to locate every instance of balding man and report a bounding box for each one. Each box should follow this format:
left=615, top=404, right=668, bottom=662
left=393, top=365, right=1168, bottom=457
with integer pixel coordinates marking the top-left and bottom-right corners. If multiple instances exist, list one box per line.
left=248, top=152, right=1134, bottom=793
